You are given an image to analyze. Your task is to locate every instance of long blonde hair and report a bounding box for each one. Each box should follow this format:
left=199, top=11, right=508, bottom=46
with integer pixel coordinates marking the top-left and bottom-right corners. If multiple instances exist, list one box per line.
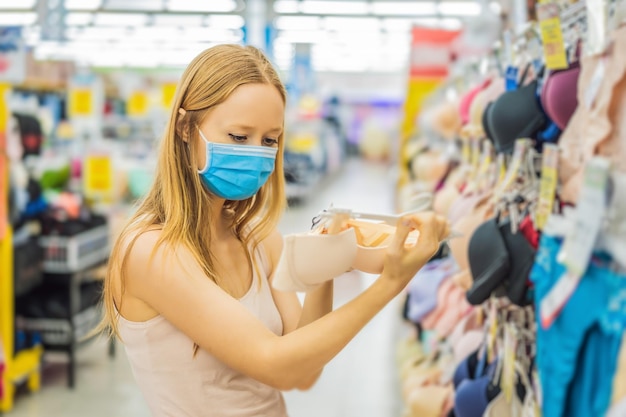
left=102, top=44, right=287, bottom=338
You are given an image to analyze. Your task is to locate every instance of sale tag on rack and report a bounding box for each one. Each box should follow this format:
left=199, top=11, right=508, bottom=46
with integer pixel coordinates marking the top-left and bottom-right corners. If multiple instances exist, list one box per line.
left=127, top=91, right=149, bottom=117
left=535, top=144, right=559, bottom=230
left=559, top=157, right=610, bottom=276
left=68, top=88, right=93, bottom=117
left=84, top=154, right=113, bottom=197
left=537, top=3, right=569, bottom=70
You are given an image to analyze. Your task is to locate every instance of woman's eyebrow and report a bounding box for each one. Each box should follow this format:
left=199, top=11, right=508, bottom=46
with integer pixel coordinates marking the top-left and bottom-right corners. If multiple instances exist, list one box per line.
left=227, top=124, right=283, bottom=134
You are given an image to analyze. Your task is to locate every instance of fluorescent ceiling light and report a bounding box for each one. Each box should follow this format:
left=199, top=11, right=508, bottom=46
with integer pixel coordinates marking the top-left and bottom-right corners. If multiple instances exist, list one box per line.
left=0, top=0, right=36, bottom=8
left=438, top=2, right=481, bottom=16
left=324, top=17, right=379, bottom=31
left=65, top=0, right=102, bottom=11
left=0, top=12, right=36, bottom=25
left=371, top=1, right=438, bottom=16
left=65, top=12, right=94, bottom=26
left=167, top=0, right=237, bottom=13
left=275, top=16, right=321, bottom=31
left=274, top=0, right=299, bottom=13
left=417, top=17, right=463, bottom=29
left=276, top=30, right=326, bottom=44
left=103, top=0, right=162, bottom=11
left=94, top=12, right=148, bottom=26
left=207, top=14, right=245, bottom=29
left=131, top=26, right=180, bottom=40
left=152, top=14, right=204, bottom=26
left=65, top=26, right=127, bottom=40
left=301, top=1, right=369, bottom=15
left=181, top=27, right=242, bottom=42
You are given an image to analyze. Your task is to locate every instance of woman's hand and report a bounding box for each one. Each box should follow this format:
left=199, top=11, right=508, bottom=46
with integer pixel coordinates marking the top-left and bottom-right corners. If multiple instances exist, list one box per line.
left=380, top=212, right=450, bottom=292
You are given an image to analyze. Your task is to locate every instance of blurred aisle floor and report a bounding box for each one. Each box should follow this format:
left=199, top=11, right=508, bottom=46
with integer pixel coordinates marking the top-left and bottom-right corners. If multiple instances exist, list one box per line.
left=6, top=157, right=404, bottom=417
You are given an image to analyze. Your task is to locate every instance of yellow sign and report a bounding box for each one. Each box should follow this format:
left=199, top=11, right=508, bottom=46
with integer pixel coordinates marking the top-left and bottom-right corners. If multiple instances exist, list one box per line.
left=162, top=83, right=177, bottom=109
left=84, top=155, right=112, bottom=196
left=127, top=91, right=149, bottom=117
left=69, top=88, right=93, bottom=117
left=538, top=3, right=568, bottom=70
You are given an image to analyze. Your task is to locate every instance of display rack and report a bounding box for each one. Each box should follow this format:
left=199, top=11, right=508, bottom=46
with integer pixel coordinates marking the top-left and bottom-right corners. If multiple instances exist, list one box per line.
left=16, top=226, right=115, bottom=389
left=0, top=83, right=43, bottom=413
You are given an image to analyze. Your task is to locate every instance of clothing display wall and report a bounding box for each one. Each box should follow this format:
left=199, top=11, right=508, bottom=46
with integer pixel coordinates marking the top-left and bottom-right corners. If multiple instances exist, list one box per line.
left=396, top=2, right=626, bottom=417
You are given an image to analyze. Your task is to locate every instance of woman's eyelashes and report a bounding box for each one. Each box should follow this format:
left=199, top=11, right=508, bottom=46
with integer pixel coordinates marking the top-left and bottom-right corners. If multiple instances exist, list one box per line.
left=228, top=133, right=278, bottom=147
left=228, top=133, right=247, bottom=142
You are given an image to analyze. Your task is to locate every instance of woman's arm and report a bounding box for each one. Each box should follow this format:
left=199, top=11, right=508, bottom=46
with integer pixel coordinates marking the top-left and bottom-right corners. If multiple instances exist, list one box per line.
left=122, top=212, right=447, bottom=391
left=262, top=230, right=334, bottom=389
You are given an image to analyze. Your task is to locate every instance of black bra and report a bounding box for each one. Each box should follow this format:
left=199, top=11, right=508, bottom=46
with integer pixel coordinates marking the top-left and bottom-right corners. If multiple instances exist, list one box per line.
left=483, top=79, right=549, bottom=154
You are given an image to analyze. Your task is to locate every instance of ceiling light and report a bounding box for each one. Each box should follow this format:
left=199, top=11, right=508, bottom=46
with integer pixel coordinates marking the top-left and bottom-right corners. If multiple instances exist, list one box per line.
left=207, top=14, right=245, bottom=29
left=324, top=17, right=380, bottom=31
left=65, top=12, right=93, bottom=26
left=0, top=0, right=36, bottom=8
left=275, top=16, right=321, bottom=31
left=94, top=12, right=148, bottom=26
left=181, top=27, right=242, bottom=42
left=371, top=1, right=438, bottom=16
left=152, top=14, right=204, bottom=26
left=438, top=2, right=481, bottom=16
left=103, top=0, right=163, bottom=11
left=65, top=0, right=102, bottom=11
left=301, top=1, right=370, bottom=15
left=276, top=30, right=326, bottom=44
left=0, top=12, right=36, bottom=25
left=274, top=0, right=299, bottom=13
left=414, top=17, right=464, bottom=29
left=65, top=26, right=127, bottom=40
left=167, top=0, right=237, bottom=13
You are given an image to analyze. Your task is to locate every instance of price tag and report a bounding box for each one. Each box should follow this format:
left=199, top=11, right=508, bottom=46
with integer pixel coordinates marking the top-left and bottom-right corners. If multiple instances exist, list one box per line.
left=497, top=139, right=531, bottom=198
left=462, top=140, right=471, bottom=164
left=127, top=91, right=149, bottom=117
left=502, top=324, right=518, bottom=402
left=584, top=59, right=606, bottom=110
left=535, top=144, right=559, bottom=230
left=162, top=82, right=177, bottom=109
left=84, top=154, right=113, bottom=196
left=69, top=88, right=93, bottom=117
left=537, top=3, right=569, bottom=70
left=540, top=270, right=582, bottom=328
left=487, top=302, right=498, bottom=362
left=559, top=157, right=610, bottom=276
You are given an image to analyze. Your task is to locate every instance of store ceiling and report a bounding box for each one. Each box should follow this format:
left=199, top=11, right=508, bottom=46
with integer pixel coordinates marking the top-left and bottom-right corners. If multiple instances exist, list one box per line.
left=2, top=0, right=500, bottom=72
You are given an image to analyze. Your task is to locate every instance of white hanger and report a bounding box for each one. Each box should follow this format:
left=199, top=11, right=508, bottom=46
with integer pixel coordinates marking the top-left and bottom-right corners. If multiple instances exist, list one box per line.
left=316, top=205, right=463, bottom=243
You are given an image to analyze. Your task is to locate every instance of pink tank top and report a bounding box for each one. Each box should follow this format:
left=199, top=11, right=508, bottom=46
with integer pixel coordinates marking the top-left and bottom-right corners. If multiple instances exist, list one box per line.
left=118, top=246, right=288, bottom=417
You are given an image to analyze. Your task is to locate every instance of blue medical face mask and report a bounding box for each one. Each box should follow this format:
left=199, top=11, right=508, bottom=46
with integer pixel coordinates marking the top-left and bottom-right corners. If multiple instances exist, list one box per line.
left=197, top=129, right=278, bottom=200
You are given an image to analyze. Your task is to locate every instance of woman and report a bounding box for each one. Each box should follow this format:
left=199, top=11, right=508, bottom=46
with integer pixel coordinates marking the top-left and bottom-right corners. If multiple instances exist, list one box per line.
left=103, top=44, right=449, bottom=417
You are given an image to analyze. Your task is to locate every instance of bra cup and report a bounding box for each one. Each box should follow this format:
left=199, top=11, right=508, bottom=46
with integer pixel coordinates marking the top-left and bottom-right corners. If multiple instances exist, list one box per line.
left=487, top=80, right=548, bottom=153
left=352, top=245, right=387, bottom=274
left=272, top=228, right=358, bottom=292
left=540, top=66, right=581, bottom=130
left=448, top=202, right=492, bottom=272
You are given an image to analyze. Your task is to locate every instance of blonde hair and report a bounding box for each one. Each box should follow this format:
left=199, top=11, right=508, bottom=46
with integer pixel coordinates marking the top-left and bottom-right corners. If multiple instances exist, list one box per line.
left=102, top=44, right=287, bottom=339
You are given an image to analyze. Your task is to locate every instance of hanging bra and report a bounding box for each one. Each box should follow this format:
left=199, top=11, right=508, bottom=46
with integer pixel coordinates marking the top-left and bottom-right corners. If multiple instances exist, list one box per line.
left=540, top=63, right=581, bottom=130
left=484, top=79, right=549, bottom=154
